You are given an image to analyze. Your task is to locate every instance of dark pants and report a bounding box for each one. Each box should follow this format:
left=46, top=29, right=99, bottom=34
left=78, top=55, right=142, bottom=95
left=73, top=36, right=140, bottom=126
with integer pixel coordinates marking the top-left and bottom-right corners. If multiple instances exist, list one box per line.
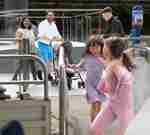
left=1, top=120, right=25, bottom=135
left=12, top=59, right=37, bottom=81
left=29, top=59, right=37, bottom=80
left=66, top=72, right=74, bottom=90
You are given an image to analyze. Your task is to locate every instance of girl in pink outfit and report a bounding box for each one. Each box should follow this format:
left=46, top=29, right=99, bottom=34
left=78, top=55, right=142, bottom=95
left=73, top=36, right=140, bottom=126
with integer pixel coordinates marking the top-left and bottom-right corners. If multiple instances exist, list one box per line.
left=91, top=37, right=135, bottom=135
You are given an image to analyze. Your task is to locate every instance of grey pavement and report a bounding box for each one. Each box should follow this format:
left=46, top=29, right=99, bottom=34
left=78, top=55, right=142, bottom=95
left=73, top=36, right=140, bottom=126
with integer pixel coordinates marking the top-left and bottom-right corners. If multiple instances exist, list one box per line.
left=0, top=73, right=90, bottom=134
left=0, top=56, right=150, bottom=135
left=0, top=73, right=114, bottom=135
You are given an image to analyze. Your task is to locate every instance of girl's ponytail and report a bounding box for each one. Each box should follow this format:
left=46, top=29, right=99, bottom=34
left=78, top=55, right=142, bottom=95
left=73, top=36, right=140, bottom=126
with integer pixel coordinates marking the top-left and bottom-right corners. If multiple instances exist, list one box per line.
left=122, top=48, right=136, bottom=72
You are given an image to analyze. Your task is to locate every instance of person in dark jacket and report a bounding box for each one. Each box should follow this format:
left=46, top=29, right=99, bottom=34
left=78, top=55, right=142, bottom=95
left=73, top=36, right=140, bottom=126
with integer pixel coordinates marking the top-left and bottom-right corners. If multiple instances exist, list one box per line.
left=1, top=120, right=25, bottom=135
left=100, top=6, right=125, bottom=37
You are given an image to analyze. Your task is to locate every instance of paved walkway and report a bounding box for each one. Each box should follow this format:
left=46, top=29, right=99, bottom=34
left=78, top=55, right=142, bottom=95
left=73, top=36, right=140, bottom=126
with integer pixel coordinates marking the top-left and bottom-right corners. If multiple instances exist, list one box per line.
left=1, top=59, right=150, bottom=135
left=0, top=73, right=115, bottom=135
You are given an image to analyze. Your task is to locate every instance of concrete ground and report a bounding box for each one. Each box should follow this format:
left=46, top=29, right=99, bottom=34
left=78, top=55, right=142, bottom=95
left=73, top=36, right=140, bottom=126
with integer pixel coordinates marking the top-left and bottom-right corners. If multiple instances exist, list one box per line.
left=0, top=56, right=150, bottom=134
left=0, top=73, right=115, bottom=135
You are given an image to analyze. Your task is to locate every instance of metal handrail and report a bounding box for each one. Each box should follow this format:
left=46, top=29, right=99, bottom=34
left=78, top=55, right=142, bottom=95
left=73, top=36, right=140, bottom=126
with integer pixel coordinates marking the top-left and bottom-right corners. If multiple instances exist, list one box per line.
left=0, top=38, right=16, bottom=41
left=58, top=46, right=65, bottom=67
left=58, top=45, right=69, bottom=135
left=0, top=36, right=149, bottom=42
left=0, top=8, right=100, bottom=14
left=0, top=54, right=49, bottom=101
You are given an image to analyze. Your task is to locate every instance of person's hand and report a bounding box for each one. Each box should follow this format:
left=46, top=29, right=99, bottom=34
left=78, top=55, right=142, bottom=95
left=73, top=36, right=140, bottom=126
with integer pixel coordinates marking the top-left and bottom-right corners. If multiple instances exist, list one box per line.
left=52, top=36, right=64, bottom=42
left=42, top=36, right=49, bottom=42
left=68, top=64, right=77, bottom=68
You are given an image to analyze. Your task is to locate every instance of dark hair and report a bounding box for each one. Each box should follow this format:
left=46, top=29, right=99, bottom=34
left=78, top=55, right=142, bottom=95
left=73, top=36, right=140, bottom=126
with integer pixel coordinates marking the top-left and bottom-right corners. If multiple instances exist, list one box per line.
left=20, top=16, right=32, bottom=30
left=82, top=35, right=104, bottom=57
left=105, top=37, right=135, bottom=72
left=102, top=6, right=112, bottom=14
left=62, top=41, right=73, bottom=64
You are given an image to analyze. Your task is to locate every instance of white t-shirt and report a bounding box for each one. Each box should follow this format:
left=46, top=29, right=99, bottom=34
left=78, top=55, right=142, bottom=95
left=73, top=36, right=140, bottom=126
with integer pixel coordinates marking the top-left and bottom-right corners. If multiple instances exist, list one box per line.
left=38, top=19, right=61, bottom=44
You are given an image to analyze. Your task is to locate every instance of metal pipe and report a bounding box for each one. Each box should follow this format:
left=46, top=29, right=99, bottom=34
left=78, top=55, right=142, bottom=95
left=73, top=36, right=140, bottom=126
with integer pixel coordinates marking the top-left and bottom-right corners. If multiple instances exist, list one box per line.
left=89, top=16, right=92, bottom=35
left=62, top=13, right=65, bottom=39
left=81, top=17, right=84, bottom=41
left=71, top=10, right=101, bottom=18
left=22, top=39, right=30, bottom=91
left=86, top=16, right=89, bottom=40
left=59, top=66, right=65, bottom=135
left=0, top=38, right=16, bottom=41
left=0, top=54, right=49, bottom=101
left=58, top=45, right=65, bottom=135
left=0, top=80, right=43, bottom=85
left=58, top=46, right=65, bottom=67
left=58, top=45, right=69, bottom=135
left=0, top=8, right=100, bottom=14
left=75, top=18, right=78, bottom=41
left=29, top=16, right=72, bottom=19
left=69, top=18, right=72, bottom=41
left=66, top=18, right=69, bottom=40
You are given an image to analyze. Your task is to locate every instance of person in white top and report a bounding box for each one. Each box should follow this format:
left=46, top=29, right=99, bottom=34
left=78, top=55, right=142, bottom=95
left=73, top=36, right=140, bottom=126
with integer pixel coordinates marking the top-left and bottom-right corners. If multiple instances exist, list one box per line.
left=38, top=12, right=62, bottom=43
left=37, top=11, right=63, bottom=80
left=14, top=16, right=37, bottom=81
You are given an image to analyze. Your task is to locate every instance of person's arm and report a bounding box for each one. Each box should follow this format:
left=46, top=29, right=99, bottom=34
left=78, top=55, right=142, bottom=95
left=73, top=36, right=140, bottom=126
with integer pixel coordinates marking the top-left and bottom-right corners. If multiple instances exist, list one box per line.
left=38, top=21, right=46, bottom=38
left=76, top=58, right=85, bottom=68
left=16, top=29, right=23, bottom=49
left=67, top=58, right=85, bottom=70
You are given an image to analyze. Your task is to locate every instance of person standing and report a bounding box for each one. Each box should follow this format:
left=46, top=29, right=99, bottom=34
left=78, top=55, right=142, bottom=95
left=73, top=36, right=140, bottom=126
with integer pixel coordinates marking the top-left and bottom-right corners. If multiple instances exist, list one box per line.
left=100, top=7, right=125, bottom=37
left=74, top=35, right=106, bottom=121
left=14, top=16, right=37, bottom=80
left=37, top=11, right=63, bottom=80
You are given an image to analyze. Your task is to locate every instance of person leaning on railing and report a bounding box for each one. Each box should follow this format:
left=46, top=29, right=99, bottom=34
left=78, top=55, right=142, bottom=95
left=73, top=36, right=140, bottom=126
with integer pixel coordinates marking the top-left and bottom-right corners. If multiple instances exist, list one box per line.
left=37, top=11, right=64, bottom=80
left=16, top=16, right=38, bottom=80
left=98, top=6, right=125, bottom=37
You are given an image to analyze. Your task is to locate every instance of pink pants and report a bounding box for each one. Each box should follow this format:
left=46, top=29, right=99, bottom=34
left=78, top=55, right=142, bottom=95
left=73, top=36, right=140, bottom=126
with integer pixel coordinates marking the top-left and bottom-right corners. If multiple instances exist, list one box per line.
left=90, top=104, right=134, bottom=135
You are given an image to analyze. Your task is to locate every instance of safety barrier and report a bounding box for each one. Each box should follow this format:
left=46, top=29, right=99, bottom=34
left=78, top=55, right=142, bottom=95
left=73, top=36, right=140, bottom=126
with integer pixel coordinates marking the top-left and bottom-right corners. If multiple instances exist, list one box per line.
left=0, top=54, right=51, bottom=135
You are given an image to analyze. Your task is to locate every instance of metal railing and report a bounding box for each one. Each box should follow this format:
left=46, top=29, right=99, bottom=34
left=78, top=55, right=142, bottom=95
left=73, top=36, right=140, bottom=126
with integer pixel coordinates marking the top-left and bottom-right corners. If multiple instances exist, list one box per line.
left=0, top=9, right=102, bottom=41
left=58, top=45, right=84, bottom=135
left=58, top=45, right=69, bottom=135
left=0, top=38, right=49, bottom=100
left=0, top=9, right=150, bottom=43
left=0, top=54, right=49, bottom=100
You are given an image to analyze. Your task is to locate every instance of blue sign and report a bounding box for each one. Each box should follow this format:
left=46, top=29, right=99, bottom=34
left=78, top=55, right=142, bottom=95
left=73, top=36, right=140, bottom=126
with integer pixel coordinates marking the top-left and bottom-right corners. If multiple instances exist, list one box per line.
left=132, top=5, right=143, bottom=26
left=130, top=5, right=143, bottom=47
